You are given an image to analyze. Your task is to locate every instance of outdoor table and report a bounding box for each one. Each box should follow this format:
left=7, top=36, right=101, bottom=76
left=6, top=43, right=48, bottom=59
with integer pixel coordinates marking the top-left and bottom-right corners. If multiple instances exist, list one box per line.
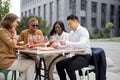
left=18, top=48, right=85, bottom=80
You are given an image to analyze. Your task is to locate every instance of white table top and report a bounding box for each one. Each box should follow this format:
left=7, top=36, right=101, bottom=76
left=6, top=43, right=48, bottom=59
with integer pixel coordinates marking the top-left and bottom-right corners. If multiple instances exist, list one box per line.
left=18, top=48, right=85, bottom=56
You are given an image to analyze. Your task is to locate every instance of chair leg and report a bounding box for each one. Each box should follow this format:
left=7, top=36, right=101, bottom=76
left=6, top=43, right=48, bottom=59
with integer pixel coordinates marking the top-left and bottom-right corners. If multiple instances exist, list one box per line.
left=12, top=71, right=17, bottom=80
left=79, top=76, right=82, bottom=80
left=4, top=72, right=8, bottom=80
left=86, top=70, right=89, bottom=80
left=81, top=69, right=86, bottom=80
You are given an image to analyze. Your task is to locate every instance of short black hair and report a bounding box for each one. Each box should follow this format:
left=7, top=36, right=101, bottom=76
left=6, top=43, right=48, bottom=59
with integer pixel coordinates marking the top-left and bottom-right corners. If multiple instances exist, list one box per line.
left=67, top=14, right=79, bottom=21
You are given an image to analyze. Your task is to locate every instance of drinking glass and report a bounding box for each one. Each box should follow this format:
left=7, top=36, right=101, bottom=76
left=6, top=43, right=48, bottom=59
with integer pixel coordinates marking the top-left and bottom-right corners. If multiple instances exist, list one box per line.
left=28, top=34, right=33, bottom=47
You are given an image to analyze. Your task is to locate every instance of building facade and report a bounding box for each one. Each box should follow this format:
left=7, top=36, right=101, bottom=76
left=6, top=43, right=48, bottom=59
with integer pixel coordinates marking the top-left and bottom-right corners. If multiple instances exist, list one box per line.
left=20, top=0, right=120, bottom=36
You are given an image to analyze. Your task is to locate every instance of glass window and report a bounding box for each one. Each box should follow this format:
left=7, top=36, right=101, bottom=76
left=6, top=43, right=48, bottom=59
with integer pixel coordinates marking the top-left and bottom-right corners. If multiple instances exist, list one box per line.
left=69, top=0, right=76, bottom=14
left=25, top=11, right=27, bottom=16
left=91, top=2, right=97, bottom=28
left=101, top=3, right=106, bottom=28
left=91, top=18, right=97, bottom=27
left=29, top=9, right=31, bottom=16
left=33, top=8, right=36, bottom=16
left=44, top=4, right=46, bottom=20
left=110, top=5, right=115, bottom=23
left=91, top=2, right=97, bottom=15
left=81, top=0, right=87, bottom=10
left=80, top=0, right=87, bottom=27
left=118, top=6, right=120, bottom=28
left=57, top=0, right=60, bottom=20
left=81, top=17, right=87, bottom=27
left=50, top=2, right=53, bottom=27
left=21, top=12, right=23, bottom=18
left=38, top=6, right=41, bottom=17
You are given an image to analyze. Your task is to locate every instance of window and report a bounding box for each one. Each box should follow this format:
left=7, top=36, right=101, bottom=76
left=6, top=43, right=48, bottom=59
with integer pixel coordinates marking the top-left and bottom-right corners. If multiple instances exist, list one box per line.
left=29, top=9, right=31, bottom=16
left=81, top=17, right=87, bottom=27
left=91, top=18, right=97, bottom=27
left=25, top=11, right=27, bottom=16
left=101, top=3, right=106, bottom=28
left=92, top=2, right=97, bottom=12
left=81, top=0, right=87, bottom=10
left=69, top=0, right=76, bottom=14
left=110, top=5, right=115, bottom=23
left=80, top=0, right=87, bottom=27
left=118, top=6, right=120, bottom=28
left=21, top=12, right=23, bottom=18
left=38, top=6, right=41, bottom=17
left=33, top=8, right=36, bottom=16
left=50, top=2, right=53, bottom=26
left=43, top=4, right=46, bottom=20
left=57, top=0, right=60, bottom=20
left=91, top=2, right=97, bottom=27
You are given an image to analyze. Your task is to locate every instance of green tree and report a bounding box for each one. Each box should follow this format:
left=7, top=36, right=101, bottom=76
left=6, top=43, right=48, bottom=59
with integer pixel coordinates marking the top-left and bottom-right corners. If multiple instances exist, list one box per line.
left=16, top=16, right=50, bottom=36
left=105, top=22, right=114, bottom=38
left=105, top=22, right=113, bottom=29
left=0, top=0, right=10, bottom=22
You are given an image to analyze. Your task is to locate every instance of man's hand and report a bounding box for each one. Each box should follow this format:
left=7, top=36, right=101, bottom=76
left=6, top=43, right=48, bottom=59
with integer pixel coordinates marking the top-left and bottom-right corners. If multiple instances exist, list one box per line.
left=60, top=40, right=66, bottom=45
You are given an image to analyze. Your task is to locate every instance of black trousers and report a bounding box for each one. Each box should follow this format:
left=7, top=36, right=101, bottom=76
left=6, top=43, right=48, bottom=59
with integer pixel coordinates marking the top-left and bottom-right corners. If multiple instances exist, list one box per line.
left=56, top=54, right=91, bottom=80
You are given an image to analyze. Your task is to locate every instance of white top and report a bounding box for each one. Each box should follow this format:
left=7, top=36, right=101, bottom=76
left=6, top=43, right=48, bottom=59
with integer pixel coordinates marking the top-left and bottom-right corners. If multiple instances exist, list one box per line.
left=64, top=24, right=92, bottom=55
left=52, top=31, right=69, bottom=43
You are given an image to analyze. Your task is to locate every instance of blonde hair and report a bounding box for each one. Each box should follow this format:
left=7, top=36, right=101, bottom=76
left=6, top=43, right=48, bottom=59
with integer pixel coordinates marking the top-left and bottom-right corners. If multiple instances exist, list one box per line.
left=28, top=17, right=38, bottom=25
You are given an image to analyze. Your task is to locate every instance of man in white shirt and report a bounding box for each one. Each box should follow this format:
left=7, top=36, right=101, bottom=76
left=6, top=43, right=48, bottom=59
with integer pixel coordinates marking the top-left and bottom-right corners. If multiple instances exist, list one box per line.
left=56, top=14, right=92, bottom=80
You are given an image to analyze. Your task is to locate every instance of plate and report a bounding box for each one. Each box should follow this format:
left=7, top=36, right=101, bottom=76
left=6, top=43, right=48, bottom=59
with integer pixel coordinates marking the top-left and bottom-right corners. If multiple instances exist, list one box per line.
left=35, top=47, right=54, bottom=50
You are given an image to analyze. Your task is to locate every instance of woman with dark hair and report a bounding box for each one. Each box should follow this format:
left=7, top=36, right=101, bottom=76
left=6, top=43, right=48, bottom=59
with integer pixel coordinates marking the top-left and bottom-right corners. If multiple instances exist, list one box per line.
left=0, top=13, right=35, bottom=80
left=46, top=20, right=69, bottom=80
left=49, top=20, right=69, bottom=43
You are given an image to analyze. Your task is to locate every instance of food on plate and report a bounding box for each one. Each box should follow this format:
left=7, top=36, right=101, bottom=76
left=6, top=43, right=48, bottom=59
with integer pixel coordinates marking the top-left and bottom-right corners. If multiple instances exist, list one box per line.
left=50, top=40, right=55, bottom=44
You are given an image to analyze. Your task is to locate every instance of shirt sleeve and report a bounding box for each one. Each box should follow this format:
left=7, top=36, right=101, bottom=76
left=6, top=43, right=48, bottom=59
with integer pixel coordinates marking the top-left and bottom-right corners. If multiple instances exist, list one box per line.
left=66, top=28, right=90, bottom=49
left=0, top=31, right=17, bottom=48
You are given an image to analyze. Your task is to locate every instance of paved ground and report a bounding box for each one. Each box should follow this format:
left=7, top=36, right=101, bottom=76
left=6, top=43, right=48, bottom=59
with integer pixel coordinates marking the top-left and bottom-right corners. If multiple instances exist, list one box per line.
left=90, top=41, right=120, bottom=80
left=0, top=40, right=120, bottom=80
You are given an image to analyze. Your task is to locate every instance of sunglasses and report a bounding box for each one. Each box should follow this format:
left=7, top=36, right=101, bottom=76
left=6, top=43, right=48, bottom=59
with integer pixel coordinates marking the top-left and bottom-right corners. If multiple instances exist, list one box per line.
left=32, top=25, right=39, bottom=27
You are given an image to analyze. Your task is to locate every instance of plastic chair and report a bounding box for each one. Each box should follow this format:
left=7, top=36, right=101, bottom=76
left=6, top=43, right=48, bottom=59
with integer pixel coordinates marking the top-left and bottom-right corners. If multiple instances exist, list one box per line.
left=79, top=65, right=95, bottom=80
left=79, top=47, right=106, bottom=80
left=0, top=70, right=17, bottom=80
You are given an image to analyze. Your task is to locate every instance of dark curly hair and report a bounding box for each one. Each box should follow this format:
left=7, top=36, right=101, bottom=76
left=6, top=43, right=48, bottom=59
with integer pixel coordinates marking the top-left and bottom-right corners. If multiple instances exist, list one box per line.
left=50, top=20, right=67, bottom=36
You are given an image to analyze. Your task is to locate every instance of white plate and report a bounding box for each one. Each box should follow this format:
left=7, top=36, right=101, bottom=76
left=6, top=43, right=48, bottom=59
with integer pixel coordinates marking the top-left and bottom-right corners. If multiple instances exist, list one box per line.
left=35, top=47, right=54, bottom=50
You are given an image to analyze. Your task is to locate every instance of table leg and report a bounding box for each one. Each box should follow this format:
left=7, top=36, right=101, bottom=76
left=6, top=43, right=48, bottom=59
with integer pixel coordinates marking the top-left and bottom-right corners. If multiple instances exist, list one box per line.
left=35, top=57, right=47, bottom=80
left=47, top=54, right=63, bottom=80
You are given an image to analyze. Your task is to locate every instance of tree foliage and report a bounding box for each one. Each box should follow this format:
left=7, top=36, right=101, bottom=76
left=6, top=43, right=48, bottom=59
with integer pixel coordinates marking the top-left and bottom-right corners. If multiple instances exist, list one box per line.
left=105, top=22, right=113, bottom=29
left=105, top=22, right=114, bottom=38
left=0, top=0, right=10, bottom=22
left=16, top=16, right=50, bottom=36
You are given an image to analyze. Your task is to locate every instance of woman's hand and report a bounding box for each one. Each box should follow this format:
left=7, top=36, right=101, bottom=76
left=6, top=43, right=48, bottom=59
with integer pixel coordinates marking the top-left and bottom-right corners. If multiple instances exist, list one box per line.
left=50, top=42, right=58, bottom=48
left=16, top=45, right=26, bottom=50
left=9, top=27, right=17, bottom=36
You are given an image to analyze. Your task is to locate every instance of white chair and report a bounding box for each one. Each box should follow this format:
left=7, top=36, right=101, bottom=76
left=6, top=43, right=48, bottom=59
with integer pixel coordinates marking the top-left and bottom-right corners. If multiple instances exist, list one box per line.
left=79, top=65, right=95, bottom=80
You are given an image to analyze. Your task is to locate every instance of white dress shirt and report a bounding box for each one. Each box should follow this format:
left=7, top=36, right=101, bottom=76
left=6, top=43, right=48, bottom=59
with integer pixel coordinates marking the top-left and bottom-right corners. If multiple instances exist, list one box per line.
left=65, top=24, right=92, bottom=56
